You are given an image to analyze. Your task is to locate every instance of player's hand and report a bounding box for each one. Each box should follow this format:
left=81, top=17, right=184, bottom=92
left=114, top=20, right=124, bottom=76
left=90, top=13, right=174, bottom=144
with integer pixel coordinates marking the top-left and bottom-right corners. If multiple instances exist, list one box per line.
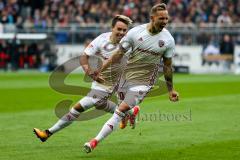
left=169, top=90, right=179, bottom=102
left=95, top=73, right=105, bottom=83
left=88, top=70, right=105, bottom=83
left=87, top=70, right=98, bottom=80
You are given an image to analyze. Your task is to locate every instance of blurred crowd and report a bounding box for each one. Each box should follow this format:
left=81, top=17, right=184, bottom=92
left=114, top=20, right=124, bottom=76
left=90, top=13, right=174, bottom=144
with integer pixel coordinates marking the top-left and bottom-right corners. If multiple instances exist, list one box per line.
left=0, top=0, right=239, bottom=71
left=0, top=0, right=240, bottom=29
left=0, top=39, right=56, bottom=71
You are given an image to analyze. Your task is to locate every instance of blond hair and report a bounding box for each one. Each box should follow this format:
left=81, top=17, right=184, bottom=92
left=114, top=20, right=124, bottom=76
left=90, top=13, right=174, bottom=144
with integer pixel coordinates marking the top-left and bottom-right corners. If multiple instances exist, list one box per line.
left=112, top=15, right=133, bottom=27
left=150, top=3, right=167, bottom=16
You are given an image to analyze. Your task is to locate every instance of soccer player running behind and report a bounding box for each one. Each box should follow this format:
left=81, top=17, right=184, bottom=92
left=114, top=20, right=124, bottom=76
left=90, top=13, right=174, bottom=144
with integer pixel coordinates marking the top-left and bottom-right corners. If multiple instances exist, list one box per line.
left=33, top=15, right=139, bottom=142
left=84, top=3, right=179, bottom=153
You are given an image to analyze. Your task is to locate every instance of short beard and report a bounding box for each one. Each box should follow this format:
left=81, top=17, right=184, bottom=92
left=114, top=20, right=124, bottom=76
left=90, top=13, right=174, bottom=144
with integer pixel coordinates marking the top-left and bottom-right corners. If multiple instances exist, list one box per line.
left=150, top=24, right=163, bottom=34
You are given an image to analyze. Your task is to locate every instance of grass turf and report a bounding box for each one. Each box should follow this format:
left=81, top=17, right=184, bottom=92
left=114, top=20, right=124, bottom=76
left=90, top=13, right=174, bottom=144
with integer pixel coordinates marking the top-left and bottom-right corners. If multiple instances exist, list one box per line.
left=0, top=72, right=240, bottom=160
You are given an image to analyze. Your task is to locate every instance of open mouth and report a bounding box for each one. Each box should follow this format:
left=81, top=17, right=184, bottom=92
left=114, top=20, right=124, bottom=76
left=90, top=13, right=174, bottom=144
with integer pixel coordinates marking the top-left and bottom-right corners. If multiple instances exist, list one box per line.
left=118, top=35, right=123, bottom=39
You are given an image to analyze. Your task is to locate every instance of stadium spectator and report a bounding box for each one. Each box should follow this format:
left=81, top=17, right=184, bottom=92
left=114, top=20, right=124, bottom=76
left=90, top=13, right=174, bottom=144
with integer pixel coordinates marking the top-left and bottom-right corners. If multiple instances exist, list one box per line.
left=219, top=34, right=234, bottom=70
left=217, top=10, right=232, bottom=24
left=8, top=35, right=19, bottom=71
left=27, top=43, right=41, bottom=68
left=202, top=36, right=220, bottom=66
left=0, top=40, right=9, bottom=71
left=18, top=44, right=25, bottom=68
left=39, top=42, right=57, bottom=72
left=220, top=34, right=234, bottom=55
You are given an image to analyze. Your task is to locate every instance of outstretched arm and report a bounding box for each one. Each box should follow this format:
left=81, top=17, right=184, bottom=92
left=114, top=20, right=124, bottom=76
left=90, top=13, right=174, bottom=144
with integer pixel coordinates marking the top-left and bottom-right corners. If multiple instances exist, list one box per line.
left=80, top=53, right=104, bottom=83
left=163, top=57, right=179, bottom=102
left=101, top=48, right=125, bottom=72
left=80, top=53, right=91, bottom=74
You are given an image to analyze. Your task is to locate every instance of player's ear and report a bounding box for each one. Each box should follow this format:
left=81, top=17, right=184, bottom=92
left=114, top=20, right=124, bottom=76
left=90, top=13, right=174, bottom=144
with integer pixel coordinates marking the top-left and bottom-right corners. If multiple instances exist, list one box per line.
left=150, top=15, right=154, bottom=22
left=111, top=24, right=116, bottom=31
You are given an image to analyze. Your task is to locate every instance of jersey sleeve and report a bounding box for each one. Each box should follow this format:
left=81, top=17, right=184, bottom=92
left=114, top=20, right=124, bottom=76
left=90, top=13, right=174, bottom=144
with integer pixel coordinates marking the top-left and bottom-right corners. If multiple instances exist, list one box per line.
left=119, top=28, right=135, bottom=55
left=163, top=38, right=175, bottom=58
left=84, top=35, right=101, bottom=56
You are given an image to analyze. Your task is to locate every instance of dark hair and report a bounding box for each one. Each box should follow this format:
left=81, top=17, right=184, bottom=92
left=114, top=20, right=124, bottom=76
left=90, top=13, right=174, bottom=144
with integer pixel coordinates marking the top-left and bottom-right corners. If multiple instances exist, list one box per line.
left=111, top=15, right=133, bottom=28
left=150, top=3, right=167, bottom=16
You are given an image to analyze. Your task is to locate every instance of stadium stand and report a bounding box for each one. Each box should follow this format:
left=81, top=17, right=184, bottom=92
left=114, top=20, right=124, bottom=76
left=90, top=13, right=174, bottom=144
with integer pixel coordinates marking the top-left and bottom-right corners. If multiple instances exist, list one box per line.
left=1, top=0, right=240, bottom=26
left=0, top=0, right=240, bottom=71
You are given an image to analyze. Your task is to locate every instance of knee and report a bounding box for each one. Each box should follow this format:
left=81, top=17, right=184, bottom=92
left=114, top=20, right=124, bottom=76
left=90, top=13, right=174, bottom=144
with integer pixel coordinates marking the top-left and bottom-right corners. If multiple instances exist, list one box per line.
left=118, top=101, right=130, bottom=113
left=73, top=103, right=85, bottom=112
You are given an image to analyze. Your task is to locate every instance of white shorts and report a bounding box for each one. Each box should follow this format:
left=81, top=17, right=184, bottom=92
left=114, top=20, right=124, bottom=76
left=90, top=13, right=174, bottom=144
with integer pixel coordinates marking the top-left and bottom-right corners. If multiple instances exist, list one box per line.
left=79, top=88, right=116, bottom=113
left=117, top=80, right=152, bottom=108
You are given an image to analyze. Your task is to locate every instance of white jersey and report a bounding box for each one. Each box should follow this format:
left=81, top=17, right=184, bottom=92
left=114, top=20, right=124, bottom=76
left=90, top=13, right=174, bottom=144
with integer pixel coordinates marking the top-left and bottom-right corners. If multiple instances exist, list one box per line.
left=120, top=23, right=175, bottom=86
left=84, top=32, right=124, bottom=93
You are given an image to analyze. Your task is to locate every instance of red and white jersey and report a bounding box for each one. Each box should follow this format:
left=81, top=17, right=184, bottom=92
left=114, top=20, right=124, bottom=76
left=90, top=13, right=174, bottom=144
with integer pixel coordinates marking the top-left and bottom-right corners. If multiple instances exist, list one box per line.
left=120, top=23, right=175, bottom=86
left=84, top=32, right=124, bottom=93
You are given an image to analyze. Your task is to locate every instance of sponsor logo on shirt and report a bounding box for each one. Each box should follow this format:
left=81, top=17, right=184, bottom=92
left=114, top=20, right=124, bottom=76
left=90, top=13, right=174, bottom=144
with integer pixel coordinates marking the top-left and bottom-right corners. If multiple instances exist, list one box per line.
left=158, top=40, right=165, bottom=48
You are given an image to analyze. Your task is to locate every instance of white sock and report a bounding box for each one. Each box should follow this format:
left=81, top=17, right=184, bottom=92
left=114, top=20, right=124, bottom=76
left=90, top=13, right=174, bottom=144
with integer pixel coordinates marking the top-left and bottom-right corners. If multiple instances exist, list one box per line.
left=48, top=108, right=80, bottom=134
left=95, top=109, right=125, bottom=142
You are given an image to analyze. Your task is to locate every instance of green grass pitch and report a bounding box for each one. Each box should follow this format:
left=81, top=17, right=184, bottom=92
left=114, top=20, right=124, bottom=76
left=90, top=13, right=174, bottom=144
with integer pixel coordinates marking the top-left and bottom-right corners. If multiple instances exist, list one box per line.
left=0, top=72, right=240, bottom=160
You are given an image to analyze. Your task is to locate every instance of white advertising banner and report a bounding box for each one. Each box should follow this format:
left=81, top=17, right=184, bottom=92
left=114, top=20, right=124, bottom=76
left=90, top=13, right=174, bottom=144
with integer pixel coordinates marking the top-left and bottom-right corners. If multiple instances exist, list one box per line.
left=234, top=45, right=240, bottom=74
left=55, top=45, right=240, bottom=74
left=56, top=45, right=204, bottom=73
left=56, top=45, right=84, bottom=65
left=173, top=45, right=203, bottom=73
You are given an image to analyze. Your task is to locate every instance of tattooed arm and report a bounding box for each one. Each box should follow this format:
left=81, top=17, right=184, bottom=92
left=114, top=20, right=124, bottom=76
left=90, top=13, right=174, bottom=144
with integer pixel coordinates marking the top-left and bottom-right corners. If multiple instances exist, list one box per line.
left=163, top=57, right=179, bottom=102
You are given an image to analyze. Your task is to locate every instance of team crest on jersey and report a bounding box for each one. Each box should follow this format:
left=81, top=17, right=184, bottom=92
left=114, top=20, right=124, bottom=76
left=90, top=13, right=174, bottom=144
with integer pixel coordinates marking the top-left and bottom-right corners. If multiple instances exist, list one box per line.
left=158, top=40, right=165, bottom=48
left=103, top=43, right=117, bottom=52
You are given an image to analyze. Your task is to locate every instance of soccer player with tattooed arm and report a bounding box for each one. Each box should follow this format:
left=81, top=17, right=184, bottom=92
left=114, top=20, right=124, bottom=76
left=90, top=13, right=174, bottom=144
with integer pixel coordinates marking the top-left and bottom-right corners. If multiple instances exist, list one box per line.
left=84, top=3, right=179, bottom=153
